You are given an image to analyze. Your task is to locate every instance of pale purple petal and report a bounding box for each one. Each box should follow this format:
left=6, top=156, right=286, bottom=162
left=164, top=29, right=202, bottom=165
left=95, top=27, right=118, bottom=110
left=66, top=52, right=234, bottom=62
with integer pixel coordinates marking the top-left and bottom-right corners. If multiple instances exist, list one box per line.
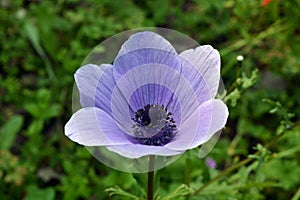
left=94, top=66, right=116, bottom=115
left=107, top=143, right=184, bottom=159
left=116, top=31, right=177, bottom=60
left=110, top=64, right=182, bottom=134
left=113, top=48, right=181, bottom=80
left=165, top=99, right=228, bottom=151
left=75, top=64, right=112, bottom=108
left=129, top=84, right=181, bottom=122
left=179, top=45, right=221, bottom=101
left=75, top=64, right=132, bottom=121
left=169, top=76, right=202, bottom=123
left=75, top=64, right=136, bottom=133
left=109, top=35, right=184, bottom=132
left=110, top=64, right=200, bottom=130
left=65, top=107, right=132, bottom=146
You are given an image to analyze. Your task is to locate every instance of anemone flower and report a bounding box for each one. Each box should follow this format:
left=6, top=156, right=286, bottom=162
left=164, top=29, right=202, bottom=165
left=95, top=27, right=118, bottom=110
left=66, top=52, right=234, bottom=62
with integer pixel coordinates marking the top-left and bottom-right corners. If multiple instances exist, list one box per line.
left=65, top=31, right=228, bottom=159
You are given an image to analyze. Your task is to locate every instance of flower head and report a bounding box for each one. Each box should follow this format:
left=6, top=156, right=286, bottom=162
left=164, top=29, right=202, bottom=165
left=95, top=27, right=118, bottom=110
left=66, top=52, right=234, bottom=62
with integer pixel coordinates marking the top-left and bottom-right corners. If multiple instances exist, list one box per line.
left=65, top=31, right=228, bottom=160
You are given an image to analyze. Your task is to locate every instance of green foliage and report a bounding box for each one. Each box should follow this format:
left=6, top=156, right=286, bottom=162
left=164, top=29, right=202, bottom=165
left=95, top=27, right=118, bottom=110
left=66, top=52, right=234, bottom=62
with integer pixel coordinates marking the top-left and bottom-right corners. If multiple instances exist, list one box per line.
left=1, top=0, right=300, bottom=200
left=0, top=115, right=24, bottom=150
left=157, top=184, right=194, bottom=200
left=105, top=185, right=141, bottom=200
left=24, top=185, right=55, bottom=200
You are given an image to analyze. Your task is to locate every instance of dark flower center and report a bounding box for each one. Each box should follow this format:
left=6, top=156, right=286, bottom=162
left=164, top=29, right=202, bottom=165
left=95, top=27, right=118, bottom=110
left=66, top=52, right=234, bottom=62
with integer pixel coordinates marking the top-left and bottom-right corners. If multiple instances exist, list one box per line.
left=131, top=104, right=177, bottom=146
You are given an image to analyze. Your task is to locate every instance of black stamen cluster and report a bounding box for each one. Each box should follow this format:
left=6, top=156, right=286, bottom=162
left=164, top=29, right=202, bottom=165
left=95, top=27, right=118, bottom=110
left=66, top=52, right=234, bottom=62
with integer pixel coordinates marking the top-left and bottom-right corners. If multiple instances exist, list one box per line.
left=132, top=104, right=151, bottom=126
left=132, top=104, right=177, bottom=146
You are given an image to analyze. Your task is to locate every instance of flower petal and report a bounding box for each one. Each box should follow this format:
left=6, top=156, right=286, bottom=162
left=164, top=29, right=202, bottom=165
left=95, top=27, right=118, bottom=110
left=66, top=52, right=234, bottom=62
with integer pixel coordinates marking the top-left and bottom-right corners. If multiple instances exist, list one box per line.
left=116, top=31, right=177, bottom=60
left=94, top=66, right=116, bottom=114
left=128, top=84, right=181, bottom=121
left=107, top=143, right=184, bottom=159
left=114, top=48, right=181, bottom=80
left=179, top=45, right=221, bottom=101
left=65, top=107, right=132, bottom=146
left=75, top=64, right=114, bottom=112
left=109, top=33, right=184, bottom=132
left=110, top=64, right=200, bottom=130
left=165, top=99, right=228, bottom=151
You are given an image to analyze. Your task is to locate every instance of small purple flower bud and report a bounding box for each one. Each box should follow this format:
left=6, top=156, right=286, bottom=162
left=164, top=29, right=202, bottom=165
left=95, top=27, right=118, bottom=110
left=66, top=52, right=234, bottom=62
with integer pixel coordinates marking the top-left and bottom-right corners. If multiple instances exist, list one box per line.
left=205, top=157, right=217, bottom=169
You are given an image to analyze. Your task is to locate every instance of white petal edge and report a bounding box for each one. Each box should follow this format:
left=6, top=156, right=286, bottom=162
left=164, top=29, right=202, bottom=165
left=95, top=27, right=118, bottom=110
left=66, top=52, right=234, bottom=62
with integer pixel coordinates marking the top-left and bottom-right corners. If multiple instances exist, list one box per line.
left=107, top=144, right=184, bottom=159
left=116, top=31, right=177, bottom=59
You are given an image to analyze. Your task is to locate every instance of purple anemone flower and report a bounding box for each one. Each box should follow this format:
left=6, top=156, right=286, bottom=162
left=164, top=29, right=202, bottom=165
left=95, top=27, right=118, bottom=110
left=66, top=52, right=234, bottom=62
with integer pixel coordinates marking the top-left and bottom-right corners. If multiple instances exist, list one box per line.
left=65, top=31, right=229, bottom=159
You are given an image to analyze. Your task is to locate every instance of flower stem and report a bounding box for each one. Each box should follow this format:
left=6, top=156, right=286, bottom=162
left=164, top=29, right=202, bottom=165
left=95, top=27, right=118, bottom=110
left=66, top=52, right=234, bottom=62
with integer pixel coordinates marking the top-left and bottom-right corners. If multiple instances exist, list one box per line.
left=147, top=156, right=155, bottom=200
left=184, top=152, right=191, bottom=186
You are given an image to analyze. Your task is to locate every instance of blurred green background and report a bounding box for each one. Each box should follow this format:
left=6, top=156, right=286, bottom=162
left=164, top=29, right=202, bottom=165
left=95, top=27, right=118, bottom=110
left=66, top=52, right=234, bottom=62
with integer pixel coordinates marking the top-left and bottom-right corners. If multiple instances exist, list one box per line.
left=1, top=0, right=300, bottom=199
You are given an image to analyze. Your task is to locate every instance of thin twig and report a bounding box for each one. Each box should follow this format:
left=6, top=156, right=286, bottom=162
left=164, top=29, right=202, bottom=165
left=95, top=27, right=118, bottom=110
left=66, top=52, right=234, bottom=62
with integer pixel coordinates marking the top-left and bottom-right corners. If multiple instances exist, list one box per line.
left=193, top=120, right=300, bottom=195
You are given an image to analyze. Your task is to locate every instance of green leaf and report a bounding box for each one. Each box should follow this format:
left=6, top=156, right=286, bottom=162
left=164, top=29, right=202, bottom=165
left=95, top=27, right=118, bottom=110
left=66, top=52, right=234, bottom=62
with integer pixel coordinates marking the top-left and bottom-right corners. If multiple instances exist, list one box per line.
left=291, top=187, right=300, bottom=200
left=0, top=115, right=24, bottom=150
left=25, top=119, right=44, bottom=136
left=23, top=21, right=43, bottom=57
left=132, top=173, right=147, bottom=194
left=24, top=88, right=60, bottom=119
left=241, top=68, right=258, bottom=89
left=24, top=185, right=55, bottom=200
left=42, top=104, right=60, bottom=119
left=262, top=98, right=294, bottom=128
left=225, top=88, right=241, bottom=107
left=157, top=184, right=194, bottom=200
left=24, top=103, right=41, bottom=118
left=23, top=20, right=55, bottom=80
left=105, top=185, right=141, bottom=200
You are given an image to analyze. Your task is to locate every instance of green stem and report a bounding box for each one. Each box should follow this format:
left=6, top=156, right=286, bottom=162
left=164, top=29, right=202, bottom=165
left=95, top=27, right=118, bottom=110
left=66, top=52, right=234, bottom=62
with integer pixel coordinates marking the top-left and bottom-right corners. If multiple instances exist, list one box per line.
left=226, top=58, right=243, bottom=94
left=147, top=156, right=155, bottom=200
left=193, top=121, right=300, bottom=195
left=184, top=152, right=191, bottom=186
